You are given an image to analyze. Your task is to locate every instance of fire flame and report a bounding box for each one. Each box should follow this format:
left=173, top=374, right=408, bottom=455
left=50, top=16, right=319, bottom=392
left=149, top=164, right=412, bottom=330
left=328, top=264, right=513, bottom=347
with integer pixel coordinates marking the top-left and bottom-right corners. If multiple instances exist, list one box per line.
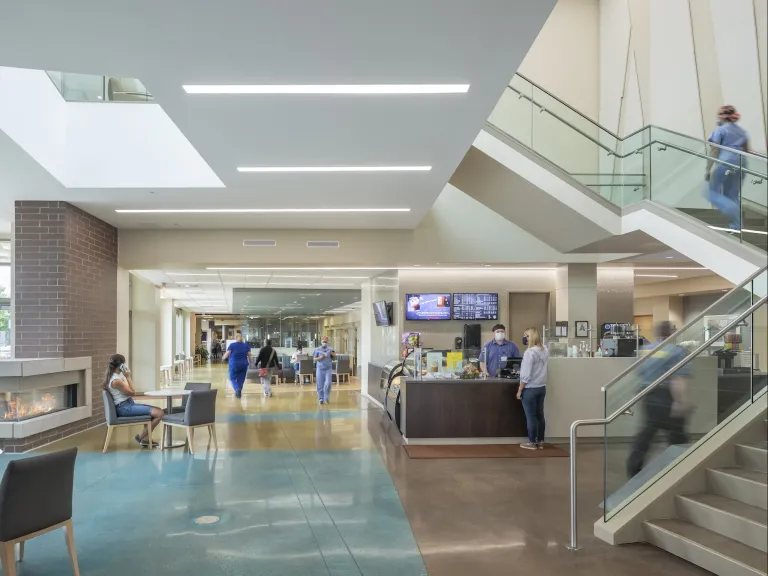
left=3, top=393, right=58, bottom=421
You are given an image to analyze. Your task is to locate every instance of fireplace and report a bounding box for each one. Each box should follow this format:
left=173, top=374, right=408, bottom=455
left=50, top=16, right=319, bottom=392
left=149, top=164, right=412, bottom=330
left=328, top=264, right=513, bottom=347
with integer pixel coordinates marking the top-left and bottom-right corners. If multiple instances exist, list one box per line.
left=1, top=384, right=78, bottom=422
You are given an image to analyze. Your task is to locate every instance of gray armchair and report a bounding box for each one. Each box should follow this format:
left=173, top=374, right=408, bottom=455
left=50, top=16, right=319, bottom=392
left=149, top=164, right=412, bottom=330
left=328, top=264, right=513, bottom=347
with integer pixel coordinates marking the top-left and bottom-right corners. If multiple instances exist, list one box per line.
left=169, top=382, right=212, bottom=414
left=335, top=358, right=351, bottom=384
left=161, top=389, right=218, bottom=455
left=101, top=390, right=153, bottom=453
left=298, top=359, right=315, bottom=385
left=0, top=448, right=80, bottom=576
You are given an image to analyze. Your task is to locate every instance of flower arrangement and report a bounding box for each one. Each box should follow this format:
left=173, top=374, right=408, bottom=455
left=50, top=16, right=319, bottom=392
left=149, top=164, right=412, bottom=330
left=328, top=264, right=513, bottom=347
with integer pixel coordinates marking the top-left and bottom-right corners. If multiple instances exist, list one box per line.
left=459, top=363, right=480, bottom=380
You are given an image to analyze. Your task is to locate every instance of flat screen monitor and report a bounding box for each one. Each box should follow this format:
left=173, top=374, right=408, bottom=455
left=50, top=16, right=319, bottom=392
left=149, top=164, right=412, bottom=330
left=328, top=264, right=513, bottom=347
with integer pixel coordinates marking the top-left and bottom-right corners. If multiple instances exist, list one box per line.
left=452, top=293, right=499, bottom=321
left=373, top=301, right=391, bottom=327
left=405, top=293, right=451, bottom=321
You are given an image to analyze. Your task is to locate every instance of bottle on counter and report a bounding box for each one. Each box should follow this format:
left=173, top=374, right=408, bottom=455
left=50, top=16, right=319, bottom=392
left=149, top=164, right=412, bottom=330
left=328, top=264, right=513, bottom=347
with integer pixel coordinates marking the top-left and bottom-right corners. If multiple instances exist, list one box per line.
left=595, top=347, right=603, bottom=357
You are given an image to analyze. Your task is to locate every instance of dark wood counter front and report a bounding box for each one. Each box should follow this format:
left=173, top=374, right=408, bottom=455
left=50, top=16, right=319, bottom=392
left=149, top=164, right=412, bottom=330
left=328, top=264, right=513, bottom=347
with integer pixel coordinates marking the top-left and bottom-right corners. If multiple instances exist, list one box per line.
left=403, top=378, right=528, bottom=439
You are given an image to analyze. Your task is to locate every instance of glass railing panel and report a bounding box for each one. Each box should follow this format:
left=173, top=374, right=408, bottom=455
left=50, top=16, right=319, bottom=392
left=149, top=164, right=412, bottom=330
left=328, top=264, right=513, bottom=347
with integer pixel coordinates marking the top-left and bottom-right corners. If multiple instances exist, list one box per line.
left=752, top=300, right=767, bottom=400
left=649, top=138, right=744, bottom=241
left=651, top=126, right=708, bottom=156
left=488, top=77, right=533, bottom=148
left=604, top=300, right=763, bottom=520
left=46, top=72, right=153, bottom=102
left=605, top=271, right=763, bottom=417
left=740, top=155, right=768, bottom=252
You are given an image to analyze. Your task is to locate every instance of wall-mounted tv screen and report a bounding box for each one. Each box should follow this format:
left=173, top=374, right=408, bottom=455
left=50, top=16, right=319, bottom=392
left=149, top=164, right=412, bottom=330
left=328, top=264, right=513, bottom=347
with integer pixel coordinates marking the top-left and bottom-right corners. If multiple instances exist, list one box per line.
left=373, top=301, right=392, bottom=327
left=452, top=293, right=499, bottom=321
left=405, top=293, right=451, bottom=321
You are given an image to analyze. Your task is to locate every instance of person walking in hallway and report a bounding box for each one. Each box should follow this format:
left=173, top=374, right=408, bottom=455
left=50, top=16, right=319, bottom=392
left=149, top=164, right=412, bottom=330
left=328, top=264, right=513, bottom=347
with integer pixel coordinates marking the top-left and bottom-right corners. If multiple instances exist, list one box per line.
left=223, top=333, right=252, bottom=399
left=705, top=105, right=750, bottom=230
left=626, top=321, right=691, bottom=478
left=291, top=344, right=303, bottom=384
left=314, top=336, right=335, bottom=405
left=104, top=353, right=164, bottom=447
left=517, top=327, right=548, bottom=450
left=480, top=324, right=521, bottom=377
left=253, top=338, right=280, bottom=398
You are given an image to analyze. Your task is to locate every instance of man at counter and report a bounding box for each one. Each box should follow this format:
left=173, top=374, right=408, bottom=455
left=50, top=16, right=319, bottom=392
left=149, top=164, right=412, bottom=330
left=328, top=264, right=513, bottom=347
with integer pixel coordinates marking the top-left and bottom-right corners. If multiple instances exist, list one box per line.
left=480, top=324, right=521, bottom=377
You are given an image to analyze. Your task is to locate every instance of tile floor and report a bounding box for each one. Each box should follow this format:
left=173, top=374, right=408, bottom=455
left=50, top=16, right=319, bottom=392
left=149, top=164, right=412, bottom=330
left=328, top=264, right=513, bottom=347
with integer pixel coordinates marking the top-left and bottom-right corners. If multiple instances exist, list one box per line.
left=4, top=364, right=708, bottom=575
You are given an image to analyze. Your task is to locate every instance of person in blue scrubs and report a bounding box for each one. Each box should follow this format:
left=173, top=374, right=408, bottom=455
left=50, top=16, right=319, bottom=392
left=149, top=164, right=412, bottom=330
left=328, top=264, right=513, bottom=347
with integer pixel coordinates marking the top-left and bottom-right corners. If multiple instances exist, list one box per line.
left=480, top=324, right=521, bottom=377
left=706, top=105, right=751, bottom=230
left=222, top=333, right=252, bottom=399
left=313, top=336, right=335, bottom=405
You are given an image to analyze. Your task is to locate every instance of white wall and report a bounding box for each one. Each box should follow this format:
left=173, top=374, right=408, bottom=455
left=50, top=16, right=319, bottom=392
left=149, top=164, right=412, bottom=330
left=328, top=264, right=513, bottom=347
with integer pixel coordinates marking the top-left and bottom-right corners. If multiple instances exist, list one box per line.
left=116, top=266, right=130, bottom=362
left=129, top=273, right=159, bottom=391
left=599, top=0, right=767, bottom=152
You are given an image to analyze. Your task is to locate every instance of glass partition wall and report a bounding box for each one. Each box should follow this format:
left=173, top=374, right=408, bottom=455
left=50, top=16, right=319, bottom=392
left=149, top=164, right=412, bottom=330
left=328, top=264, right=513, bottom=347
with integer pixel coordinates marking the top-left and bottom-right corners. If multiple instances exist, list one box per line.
left=0, top=239, right=11, bottom=359
left=239, top=316, right=322, bottom=349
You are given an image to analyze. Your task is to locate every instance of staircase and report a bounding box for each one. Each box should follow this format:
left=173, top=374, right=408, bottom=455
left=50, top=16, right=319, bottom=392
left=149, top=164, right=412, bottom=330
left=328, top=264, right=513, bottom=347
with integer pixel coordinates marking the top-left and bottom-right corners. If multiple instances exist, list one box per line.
left=644, top=436, right=767, bottom=576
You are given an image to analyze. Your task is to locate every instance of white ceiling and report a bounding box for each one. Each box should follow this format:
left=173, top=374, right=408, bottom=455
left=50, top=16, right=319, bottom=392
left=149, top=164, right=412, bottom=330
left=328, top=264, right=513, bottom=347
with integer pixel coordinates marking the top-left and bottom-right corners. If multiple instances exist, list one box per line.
left=0, top=0, right=556, bottom=230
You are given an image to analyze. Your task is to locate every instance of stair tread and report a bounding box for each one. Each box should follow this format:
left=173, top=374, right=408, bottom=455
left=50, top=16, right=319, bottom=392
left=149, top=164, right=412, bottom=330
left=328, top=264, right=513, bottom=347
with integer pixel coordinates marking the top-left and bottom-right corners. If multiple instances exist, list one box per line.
left=710, top=467, right=768, bottom=485
left=679, top=493, right=768, bottom=526
left=646, top=519, right=768, bottom=572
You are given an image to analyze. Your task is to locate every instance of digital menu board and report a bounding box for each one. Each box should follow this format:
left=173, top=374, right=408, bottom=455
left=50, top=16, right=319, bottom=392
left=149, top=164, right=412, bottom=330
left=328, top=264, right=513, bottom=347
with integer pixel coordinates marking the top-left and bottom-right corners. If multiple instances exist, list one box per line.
left=405, top=294, right=451, bottom=321
left=452, top=293, right=499, bottom=321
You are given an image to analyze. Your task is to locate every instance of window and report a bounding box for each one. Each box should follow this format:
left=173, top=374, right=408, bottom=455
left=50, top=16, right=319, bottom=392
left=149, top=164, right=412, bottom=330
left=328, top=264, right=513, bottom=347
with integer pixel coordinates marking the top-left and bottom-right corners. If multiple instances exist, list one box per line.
left=0, top=239, right=11, bottom=359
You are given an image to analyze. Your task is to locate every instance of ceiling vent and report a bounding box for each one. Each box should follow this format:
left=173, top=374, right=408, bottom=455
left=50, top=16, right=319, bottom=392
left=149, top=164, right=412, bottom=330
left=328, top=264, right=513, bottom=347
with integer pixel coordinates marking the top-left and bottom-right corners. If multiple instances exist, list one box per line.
left=306, top=240, right=339, bottom=248
left=243, top=239, right=277, bottom=247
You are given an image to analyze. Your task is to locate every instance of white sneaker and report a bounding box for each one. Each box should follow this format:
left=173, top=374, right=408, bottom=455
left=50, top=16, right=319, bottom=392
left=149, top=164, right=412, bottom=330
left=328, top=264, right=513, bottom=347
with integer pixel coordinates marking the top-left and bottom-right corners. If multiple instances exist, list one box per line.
left=537, top=442, right=545, bottom=450
left=520, top=442, right=538, bottom=450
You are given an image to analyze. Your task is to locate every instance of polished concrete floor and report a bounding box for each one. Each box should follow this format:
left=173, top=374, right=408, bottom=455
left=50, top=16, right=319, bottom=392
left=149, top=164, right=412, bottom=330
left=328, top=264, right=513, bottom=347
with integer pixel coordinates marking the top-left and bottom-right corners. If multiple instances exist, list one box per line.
left=5, top=365, right=708, bottom=575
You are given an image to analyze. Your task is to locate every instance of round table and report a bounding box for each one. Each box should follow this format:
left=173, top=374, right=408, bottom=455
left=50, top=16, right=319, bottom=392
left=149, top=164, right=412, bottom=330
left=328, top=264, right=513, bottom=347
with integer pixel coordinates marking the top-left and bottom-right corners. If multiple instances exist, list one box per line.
left=144, top=388, right=191, bottom=449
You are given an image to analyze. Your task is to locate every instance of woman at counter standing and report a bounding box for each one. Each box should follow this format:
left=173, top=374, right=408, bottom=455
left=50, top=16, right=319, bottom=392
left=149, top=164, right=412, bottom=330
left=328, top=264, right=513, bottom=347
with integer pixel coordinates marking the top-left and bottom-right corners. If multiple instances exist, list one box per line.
left=517, top=327, right=548, bottom=450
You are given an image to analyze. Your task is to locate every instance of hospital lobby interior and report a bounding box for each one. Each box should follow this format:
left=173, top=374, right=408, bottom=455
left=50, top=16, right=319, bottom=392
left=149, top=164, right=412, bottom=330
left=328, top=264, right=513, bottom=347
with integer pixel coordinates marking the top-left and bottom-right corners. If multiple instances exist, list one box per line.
left=0, top=1, right=767, bottom=575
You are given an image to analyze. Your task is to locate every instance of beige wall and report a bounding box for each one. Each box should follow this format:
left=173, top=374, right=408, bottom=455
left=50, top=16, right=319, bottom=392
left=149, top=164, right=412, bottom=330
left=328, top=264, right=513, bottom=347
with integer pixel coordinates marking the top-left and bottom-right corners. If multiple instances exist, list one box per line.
left=398, top=269, right=556, bottom=351
left=519, top=0, right=600, bottom=121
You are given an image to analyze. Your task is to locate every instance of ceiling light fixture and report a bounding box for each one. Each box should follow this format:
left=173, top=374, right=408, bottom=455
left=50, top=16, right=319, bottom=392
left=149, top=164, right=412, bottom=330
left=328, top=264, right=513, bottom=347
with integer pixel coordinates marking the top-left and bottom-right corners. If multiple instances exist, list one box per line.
left=116, top=208, right=410, bottom=214
left=665, top=256, right=674, bottom=259
left=238, top=166, right=430, bottom=173
left=631, top=267, right=707, bottom=271
left=742, top=228, right=768, bottom=235
left=635, top=274, right=679, bottom=278
left=182, top=84, right=469, bottom=95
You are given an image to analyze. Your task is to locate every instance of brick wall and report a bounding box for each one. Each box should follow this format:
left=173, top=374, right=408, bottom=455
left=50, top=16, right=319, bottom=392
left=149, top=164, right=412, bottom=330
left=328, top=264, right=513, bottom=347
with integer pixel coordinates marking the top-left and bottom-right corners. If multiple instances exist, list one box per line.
left=6, top=201, right=117, bottom=452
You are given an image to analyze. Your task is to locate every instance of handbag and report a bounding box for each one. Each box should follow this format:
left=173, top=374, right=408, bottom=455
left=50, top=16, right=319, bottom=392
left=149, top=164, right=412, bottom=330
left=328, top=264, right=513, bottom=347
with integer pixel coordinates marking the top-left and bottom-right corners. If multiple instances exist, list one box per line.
left=259, top=350, right=275, bottom=377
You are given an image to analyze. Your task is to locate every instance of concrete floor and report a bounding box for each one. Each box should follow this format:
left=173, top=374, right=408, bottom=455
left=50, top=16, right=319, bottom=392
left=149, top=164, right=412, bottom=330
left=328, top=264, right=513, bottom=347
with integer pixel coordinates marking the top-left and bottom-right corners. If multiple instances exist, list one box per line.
left=4, top=365, right=707, bottom=575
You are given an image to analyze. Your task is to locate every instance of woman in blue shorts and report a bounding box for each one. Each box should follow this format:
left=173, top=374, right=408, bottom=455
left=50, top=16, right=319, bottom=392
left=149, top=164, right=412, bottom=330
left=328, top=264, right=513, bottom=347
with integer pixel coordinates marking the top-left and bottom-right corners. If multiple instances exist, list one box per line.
left=104, top=353, right=163, bottom=447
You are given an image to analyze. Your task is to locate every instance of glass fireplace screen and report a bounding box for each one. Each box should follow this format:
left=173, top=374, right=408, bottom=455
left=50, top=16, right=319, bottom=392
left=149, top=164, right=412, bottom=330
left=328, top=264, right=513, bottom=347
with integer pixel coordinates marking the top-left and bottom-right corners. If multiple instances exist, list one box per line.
left=1, top=384, right=77, bottom=422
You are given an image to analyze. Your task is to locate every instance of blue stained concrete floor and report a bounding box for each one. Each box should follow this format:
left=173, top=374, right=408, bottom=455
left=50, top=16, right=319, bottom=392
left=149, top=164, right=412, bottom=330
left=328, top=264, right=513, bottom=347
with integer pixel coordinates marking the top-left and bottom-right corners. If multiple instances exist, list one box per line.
left=219, top=410, right=363, bottom=423
left=4, top=450, right=427, bottom=576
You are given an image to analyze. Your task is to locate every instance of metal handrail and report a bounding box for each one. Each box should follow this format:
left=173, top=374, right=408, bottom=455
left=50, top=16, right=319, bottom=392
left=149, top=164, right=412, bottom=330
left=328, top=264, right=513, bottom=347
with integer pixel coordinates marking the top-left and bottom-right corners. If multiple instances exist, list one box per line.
left=602, top=265, right=766, bottom=392
left=566, top=295, right=767, bottom=550
left=513, top=73, right=768, bottom=162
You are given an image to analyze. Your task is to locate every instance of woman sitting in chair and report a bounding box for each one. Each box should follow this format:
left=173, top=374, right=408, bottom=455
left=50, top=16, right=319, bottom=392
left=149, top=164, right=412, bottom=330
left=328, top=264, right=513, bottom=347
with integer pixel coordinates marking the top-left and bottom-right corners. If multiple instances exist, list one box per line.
left=104, top=354, right=164, bottom=447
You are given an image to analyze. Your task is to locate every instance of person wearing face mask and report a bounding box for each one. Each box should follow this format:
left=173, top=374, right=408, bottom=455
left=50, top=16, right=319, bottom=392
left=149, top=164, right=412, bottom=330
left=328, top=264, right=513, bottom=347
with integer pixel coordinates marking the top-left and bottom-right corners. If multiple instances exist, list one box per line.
left=705, top=105, right=750, bottom=230
left=313, top=336, right=336, bottom=405
left=517, top=327, right=548, bottom=450
left=479, top=324, right=521, bottom=377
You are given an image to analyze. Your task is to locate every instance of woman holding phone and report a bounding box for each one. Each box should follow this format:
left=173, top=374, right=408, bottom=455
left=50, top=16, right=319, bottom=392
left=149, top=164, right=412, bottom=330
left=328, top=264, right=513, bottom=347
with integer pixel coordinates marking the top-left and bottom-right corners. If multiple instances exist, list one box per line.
left=103, top=353, right=163, bottom=447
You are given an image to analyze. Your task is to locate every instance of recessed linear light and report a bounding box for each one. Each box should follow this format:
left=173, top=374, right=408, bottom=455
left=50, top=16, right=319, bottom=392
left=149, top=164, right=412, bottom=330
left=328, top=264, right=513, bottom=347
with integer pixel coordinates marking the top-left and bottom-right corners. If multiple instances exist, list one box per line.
left=238, top=166, right=430, bottom=173
left=182, top=84, right=469, bottom=95
left=115, top=208, right=410, bottom=214
left=632, top=267, right=707, bottom=271
left=167, top=273, right=218, bottom=276
left=635, top=274, right=679, bottom=278
left=665, top=256, right=674, bottom=259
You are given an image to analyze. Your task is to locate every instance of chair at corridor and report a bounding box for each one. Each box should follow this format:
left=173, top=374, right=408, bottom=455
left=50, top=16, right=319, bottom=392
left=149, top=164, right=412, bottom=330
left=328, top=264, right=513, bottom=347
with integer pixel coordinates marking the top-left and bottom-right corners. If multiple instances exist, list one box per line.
left=335, top=358, right=351, bottom=384
left=0, top=448, right=80, bottom=576
left=101, top=391, right=154, bottom=453
left=168, top=382, right=212, bottom=414
left=298, top=359, right=315, bottom=386
left=161, top=389, right=218, bottom=455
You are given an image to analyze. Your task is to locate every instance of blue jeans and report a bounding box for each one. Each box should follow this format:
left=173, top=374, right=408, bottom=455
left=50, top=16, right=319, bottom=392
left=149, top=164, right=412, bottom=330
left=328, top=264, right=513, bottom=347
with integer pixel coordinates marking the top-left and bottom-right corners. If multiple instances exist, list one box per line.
left=116, top=398, right=153, bottom=417
left=521, top=386, right=546, bottom=443
left=316, top=367, right=332, bottom=402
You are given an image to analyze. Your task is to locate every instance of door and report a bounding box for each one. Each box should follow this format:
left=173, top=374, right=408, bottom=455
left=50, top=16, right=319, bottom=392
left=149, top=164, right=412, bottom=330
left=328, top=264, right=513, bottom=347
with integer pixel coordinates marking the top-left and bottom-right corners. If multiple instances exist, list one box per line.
left=634, top=315, right=653, bottom=343
left=508, top=293, right=550, bottom=353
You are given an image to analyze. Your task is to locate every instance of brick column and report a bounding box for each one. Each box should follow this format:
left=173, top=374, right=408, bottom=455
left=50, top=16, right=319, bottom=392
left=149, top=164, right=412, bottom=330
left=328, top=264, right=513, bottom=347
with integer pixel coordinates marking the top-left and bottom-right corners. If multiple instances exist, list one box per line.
left=9, top=201, right=117, bottom=451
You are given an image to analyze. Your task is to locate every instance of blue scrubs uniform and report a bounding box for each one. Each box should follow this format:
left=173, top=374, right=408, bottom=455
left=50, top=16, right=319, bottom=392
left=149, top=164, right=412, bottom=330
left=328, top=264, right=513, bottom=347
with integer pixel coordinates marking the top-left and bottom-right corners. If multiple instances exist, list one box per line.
left=480, top=339, right=521, bottom=377
left=707, top=123, right=748, bottom=229
left=227, top=341, right=251, bottom=394
left=313, top=345, right=334, bottom=402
